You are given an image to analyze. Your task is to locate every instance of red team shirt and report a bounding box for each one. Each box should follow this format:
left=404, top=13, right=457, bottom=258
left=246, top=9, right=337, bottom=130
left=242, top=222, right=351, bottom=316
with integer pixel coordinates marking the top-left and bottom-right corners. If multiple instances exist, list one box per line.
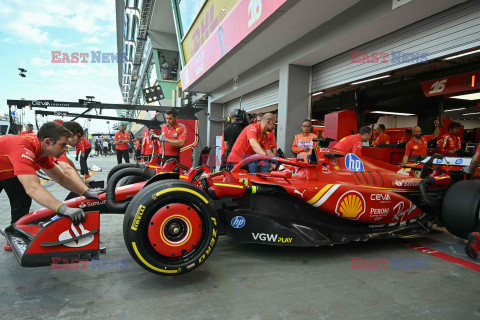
left=158, top=123, right=187, bottom=156
left=404, top=137, right=428, bottom=158
left=333, top=134, right=363, bottom=155
left=0, top=135, right=55, bottom=181
left=267, top=131, right=276, bottom=149
left=372, top=132, right=391, bottom=146
left=76, top=138, right=91, bottom=155
left=114, top=132, right=130, bottom=150
left=141, top=135, right=159, bottom=155
left=437, top=133, right=461, bottom=155
left=227, top=122, right=271, bottom=164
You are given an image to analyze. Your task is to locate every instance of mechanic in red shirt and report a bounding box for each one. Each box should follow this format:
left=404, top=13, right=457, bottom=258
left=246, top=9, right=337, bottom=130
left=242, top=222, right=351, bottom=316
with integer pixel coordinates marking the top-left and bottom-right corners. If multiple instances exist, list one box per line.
left=134, top=137, right=142, bottom=161
left=437, top=122, right=461, bottom=156
left=372, top=124, right=391, bottom=146
left=0, top=122, right=95, bottom=250
left=333, top=126, right=372, bottom=155
left=227, top=113, right=276, bottom=172
left=142, top=128, right=160, bottom=161
left=114, top=124, right=130, bottom=164
left=267, top=131, right=277, bottom=156
left=398, top=128, right=412, bottom=143
left=155, top=109, right=187, bottom=162
left=402, top=126, right=428, bottom=163
left=20, top=123, right=35, bottom=135
left=75, top=137, right=92, bottom=178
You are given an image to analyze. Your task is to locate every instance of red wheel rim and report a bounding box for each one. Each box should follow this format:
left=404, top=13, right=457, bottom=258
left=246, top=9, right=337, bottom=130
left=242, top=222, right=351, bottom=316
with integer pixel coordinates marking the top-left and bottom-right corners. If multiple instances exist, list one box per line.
left=147, top=203, right=203, bottom=257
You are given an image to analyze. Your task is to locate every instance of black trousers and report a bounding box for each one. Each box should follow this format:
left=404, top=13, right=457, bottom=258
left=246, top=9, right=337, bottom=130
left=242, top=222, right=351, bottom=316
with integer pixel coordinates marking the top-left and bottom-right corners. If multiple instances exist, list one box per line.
left=80, top=148, right=91, bottom=175
left=116, top=149, right=130, bottom=164
left=164, top=155, right=180, bottom=163
left=0, top=177, right=32, bottom=225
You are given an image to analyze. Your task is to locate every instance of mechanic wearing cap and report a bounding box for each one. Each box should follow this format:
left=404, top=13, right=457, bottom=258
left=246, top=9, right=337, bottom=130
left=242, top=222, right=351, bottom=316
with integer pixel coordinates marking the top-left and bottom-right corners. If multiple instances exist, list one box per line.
left=437, top=122, right=461, bottom=156
left=227, top=113, right=276, bottom=172
left=333, top=126, right=372, bottom=155
left=372, top=124, right=391, bottom=146
left=156, top=109, right=187, bottom=162
left=292, top=119, right=317, bottom=162
left=114, top=124, right=130, bottom=164
left=20, top=123, right=35, bottom=135
left=0, top=122, right=97, bottom=250
left=75, top=137, right=92, bottom=179
left=402, top=126, right=428, bottom=163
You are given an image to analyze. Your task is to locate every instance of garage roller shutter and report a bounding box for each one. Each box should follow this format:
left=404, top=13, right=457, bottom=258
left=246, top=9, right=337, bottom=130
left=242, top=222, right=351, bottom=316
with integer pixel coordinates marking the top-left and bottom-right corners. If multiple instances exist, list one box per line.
left=311, top=1, right=480, bottom=92
left=224, top=82, right=279, bottom=117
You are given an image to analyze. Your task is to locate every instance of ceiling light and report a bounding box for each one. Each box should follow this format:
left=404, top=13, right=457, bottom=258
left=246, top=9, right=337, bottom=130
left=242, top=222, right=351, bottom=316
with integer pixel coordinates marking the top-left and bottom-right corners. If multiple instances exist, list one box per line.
left=450, top=92, right=480, bottom=100
left=444, top=49, right=480, bottom=60
left=350, top=75, right=391, bottom=85
left=370, top=111, right=415, bottom=116
left=462, top=112, right=480, bottom=116
left=312, top=91, right=324, bottom=96
left=444, top=107, right=466, bottom=112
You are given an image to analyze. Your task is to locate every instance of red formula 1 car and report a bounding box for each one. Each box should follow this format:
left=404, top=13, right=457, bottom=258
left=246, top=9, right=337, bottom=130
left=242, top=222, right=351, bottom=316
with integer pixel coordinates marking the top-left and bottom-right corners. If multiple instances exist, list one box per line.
left=2, top=148, right=479, bottom=276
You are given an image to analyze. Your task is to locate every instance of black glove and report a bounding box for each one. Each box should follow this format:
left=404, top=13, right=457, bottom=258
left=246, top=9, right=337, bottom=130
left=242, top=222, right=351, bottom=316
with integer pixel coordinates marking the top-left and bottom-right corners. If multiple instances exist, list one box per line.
left=75, top=155, right=79, bottom=161
left=57, top=204, right=85, bottom=225
left=82, top=188, right=105, bottom=201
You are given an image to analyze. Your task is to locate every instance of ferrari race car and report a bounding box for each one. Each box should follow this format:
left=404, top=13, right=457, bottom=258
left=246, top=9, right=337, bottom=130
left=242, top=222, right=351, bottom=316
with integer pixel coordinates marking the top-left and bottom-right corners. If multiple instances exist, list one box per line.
left=2, top=147, right=479, bottom=276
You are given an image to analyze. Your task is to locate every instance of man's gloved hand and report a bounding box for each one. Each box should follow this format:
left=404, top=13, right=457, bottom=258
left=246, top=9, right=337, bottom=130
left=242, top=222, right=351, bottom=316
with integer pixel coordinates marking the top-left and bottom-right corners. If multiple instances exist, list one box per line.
left=158, top=135, right=167, bottom=142
left=82, top=188, right=105, bottom=201
left=75, top=155, right=79, bottom=161
left=57, top=204, right=85, bottom=225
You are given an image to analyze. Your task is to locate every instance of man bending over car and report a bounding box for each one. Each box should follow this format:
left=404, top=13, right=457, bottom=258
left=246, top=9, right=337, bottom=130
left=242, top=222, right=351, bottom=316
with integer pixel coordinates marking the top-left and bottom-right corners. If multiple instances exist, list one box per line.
left=0, top=122, right=101, bottom=251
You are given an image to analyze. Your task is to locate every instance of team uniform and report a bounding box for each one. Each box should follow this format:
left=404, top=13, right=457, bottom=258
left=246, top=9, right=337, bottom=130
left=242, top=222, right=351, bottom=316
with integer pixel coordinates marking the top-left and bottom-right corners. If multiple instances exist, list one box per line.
left=76, top=138, right=92, bottom=176
left=0, top=135, right=56, bottom=224
left=333, top=134, right=363, bottom=155
left=227, top=122, right=271, bottom=172
left=141, top=135, right=159, bottom=161
left=398, top=136, right=411, bottom=144
left=372, top=132, right=391, bottom=146
left=437, top=133, right=461, bottom=156
left=158, top=123, right=187, bottom=162
left=404, top=137, right=428, bottom=159
left=20, top=131, right=35, bottom=135
left=114, top=131, right=130, bottom=164
left=292, top=132, right=317, bottom=162
left=268, top=131, right=277, bottom=154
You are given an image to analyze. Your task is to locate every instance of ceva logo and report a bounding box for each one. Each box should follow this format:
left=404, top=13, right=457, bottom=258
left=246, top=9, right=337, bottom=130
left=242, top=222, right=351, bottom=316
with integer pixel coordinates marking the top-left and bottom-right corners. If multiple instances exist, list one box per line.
left=231, top=216, right=246, bottom=228
left=345, top=153, right=364, bottom=172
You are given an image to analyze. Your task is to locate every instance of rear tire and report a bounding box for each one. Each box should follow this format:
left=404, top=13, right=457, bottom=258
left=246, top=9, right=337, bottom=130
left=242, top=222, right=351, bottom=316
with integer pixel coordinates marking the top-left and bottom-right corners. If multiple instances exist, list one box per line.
left=123, top=180, right=218, bottom=275
left=441, top=180, right=480, bottom=239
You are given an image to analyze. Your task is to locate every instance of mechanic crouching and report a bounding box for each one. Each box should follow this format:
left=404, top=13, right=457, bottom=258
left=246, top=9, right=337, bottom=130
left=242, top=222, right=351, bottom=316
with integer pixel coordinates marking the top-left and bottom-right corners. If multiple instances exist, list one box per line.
left=227, top=113, right=276, bottom=172
left=0, top=122, right=101, bottom=251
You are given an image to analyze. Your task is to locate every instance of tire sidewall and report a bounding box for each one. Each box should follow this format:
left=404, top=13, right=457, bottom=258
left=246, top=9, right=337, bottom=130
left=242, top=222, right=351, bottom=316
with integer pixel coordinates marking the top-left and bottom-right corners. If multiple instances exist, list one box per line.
left=123, top=180, right=218, bottom=275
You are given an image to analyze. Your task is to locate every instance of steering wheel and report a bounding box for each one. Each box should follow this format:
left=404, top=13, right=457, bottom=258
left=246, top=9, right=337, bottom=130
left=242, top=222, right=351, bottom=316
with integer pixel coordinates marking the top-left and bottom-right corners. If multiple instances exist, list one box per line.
left=313, top=138, right=335, bottom=148
left=420, top=154, right=444, bottom=179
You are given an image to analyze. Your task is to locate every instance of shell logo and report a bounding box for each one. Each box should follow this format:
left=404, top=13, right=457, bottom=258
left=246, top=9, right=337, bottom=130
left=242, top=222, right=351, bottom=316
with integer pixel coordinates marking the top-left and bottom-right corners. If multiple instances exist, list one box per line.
left=335, top=191, right=366, bottom=220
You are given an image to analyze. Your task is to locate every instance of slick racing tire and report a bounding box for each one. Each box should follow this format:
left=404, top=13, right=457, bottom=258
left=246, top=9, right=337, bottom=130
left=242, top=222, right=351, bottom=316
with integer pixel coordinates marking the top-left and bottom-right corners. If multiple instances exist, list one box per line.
left=441, top=180, right=480, bottom=239
left=123, top=180, right=218, bottom=275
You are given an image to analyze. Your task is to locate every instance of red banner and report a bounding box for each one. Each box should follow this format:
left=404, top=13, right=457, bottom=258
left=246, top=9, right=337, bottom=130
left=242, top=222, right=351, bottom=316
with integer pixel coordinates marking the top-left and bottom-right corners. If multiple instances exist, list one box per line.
left=181, top=0, right=288, bottom=90
left=420, top=71, right=480, bottom=97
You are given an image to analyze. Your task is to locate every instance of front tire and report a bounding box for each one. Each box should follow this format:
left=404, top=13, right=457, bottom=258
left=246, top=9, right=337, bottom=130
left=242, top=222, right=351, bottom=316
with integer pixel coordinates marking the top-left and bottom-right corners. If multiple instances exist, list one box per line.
left=123, top=180, right=218, bottom=275
left=441, top=180, right=480, bottom=239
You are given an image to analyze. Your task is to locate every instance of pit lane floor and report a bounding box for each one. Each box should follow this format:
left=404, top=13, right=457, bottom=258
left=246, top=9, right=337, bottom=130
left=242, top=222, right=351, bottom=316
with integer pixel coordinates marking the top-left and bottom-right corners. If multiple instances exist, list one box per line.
left=0, top=155, right=479, bottom=320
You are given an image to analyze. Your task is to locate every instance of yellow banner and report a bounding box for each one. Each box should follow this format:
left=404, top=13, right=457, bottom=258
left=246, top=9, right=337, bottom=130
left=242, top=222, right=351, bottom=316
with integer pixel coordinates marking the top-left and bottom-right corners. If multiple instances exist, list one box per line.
left=182, top=0, right=237, bottom=63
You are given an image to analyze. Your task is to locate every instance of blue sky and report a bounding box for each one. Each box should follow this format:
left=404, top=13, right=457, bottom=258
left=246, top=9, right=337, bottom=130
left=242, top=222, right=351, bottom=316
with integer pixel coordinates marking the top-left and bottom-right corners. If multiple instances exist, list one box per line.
left=0, top=0, right=123, bottom=133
